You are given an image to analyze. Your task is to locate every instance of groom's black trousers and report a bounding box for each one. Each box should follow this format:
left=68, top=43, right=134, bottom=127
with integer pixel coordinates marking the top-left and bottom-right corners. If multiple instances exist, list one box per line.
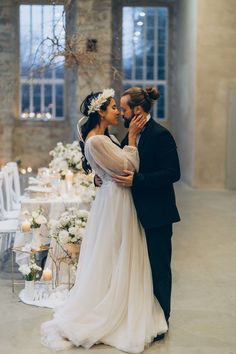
left=145, top=224, right=173, bottom=322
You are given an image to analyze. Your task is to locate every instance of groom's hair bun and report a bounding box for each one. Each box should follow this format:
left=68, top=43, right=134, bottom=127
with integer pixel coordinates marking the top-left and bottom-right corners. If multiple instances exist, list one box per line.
left=145, top=87, right=160, bottom=101
left=122, top=86, right=160, bottom=113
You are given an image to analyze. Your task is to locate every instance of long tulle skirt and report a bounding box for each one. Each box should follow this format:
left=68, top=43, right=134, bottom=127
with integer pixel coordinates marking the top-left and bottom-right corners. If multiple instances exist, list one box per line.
left=41, top=182, right=167, bottom=353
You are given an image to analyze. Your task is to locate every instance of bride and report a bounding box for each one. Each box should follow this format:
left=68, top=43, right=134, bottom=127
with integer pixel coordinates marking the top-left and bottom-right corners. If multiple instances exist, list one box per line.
left=41, top=89, right=168, bottom=353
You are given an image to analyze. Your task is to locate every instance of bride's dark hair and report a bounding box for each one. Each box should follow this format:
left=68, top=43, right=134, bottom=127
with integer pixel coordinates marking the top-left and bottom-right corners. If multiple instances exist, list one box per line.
left=79, top=91, right=112, bottom=174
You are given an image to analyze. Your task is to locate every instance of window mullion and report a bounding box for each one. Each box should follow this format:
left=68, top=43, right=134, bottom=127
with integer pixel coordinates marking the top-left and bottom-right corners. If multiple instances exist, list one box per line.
left=41, top=5, right=44, bottom=114
left=52, top=5, right=56, bottom=119
left=143, top=8, right=147, bottom=82
left=29, top=5, right=33, bottom=113
left=131, top=9, right=136, bottom=81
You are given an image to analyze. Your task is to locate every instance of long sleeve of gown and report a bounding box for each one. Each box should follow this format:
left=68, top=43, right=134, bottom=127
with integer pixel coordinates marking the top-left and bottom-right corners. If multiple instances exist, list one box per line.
left=85, top=135, right=139, bottom=176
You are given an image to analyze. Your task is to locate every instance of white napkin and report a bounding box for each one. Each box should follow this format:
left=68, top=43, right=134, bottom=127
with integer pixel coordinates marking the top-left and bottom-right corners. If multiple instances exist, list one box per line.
left=25, top=186, right=53, bottom=193
left=28, top=176, right=41, bottom=185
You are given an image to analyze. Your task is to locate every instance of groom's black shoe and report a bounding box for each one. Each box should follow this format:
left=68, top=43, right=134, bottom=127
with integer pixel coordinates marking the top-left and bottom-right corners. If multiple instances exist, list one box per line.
left=153, top=333, right=165, bottom=342
left=153, top=320, right=169, bottom=342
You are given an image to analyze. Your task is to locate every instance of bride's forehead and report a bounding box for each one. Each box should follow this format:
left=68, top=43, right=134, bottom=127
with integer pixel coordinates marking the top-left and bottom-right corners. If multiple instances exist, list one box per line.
left=108, top=98, right=116, bottom=106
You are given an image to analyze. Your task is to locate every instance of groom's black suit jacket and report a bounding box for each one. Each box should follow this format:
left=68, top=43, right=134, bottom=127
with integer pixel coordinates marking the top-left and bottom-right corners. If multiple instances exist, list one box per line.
left=121, top=118, right=180, bottom=229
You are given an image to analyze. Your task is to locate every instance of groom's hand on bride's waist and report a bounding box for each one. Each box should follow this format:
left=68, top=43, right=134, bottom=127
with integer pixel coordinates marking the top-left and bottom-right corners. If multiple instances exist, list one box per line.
left=113, top=170, right=134, bottom=188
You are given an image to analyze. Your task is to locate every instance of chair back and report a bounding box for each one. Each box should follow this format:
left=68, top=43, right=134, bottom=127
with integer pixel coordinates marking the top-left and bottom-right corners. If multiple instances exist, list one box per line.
left=6, top=162, right=21, bottom=201
left=2, top=162, right=21, bottom=211
left=0, top=171, right=5, bottom=219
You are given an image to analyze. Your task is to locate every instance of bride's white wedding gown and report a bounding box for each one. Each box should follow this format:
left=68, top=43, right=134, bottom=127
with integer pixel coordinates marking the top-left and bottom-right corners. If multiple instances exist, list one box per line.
left=41, top=135, right=167, bottom=353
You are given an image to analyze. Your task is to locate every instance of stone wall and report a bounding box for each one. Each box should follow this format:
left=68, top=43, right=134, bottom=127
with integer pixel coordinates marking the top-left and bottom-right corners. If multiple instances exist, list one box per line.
left=195, top=0, right=236, bottom=188
left=0, top=0, right=73, bottom=170
left=0, top=1, right=18, bottom=165
left=173, top=0, right=197, bottom=186
left=76, top=0, right=113, bottom=112
left=173, top=0, right=236, bottom=189
left=0, top=0, right=113, bottom=170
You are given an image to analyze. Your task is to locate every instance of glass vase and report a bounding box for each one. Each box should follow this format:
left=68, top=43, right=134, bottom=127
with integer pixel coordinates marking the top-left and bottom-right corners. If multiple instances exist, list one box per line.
left=24, top=280, right=35, bottom=300
left=31, top=228, right=42, bottom=250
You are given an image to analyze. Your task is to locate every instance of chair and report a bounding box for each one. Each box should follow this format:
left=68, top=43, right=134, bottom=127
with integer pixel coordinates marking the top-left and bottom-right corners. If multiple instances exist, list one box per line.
left=0, top=171, right=19, bottom=259
left=1, top=168, right=20, bottom=219
left=2, top=162, right=22, bottom=213
left=6, top=162, right=21, bottom=207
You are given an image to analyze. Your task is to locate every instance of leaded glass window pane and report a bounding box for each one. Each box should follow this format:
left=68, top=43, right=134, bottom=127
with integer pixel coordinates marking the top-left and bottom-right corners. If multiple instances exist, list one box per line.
left=123, top=7, right=168, bottom=120
left=20, top=4, right=65, bottom=120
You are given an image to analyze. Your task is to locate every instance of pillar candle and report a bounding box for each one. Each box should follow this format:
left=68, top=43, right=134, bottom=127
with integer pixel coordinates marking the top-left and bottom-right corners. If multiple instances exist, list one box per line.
left=42, top=268, right=52, bottom=281
left=21, top=220, right=31, bottom=233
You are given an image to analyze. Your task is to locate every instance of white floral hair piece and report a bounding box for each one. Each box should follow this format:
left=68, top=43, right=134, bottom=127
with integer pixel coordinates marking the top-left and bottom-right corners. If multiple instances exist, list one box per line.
left=87, top=88, right=115, bottom=115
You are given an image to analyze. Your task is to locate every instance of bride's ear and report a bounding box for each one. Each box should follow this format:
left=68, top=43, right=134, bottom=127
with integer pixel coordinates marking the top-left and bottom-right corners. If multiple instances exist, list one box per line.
left=98, top=110, right=104, bottom=119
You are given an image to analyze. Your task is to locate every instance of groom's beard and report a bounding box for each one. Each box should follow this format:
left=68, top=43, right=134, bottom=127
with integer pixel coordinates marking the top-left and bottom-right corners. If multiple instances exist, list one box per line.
left=123, top=111, right=135, bottom=128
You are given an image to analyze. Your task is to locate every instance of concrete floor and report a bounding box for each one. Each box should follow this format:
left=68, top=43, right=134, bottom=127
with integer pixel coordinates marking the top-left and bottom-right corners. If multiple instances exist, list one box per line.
left=0, top=182, right=236, bottom=354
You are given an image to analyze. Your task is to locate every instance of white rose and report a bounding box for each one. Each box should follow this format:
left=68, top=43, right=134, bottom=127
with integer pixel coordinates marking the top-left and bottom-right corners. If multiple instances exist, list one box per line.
left=69, top=227, right=76, bottom=235
left=72, top=155, right=81, bottom=164
left=58, top=160, right=68, bottom=172
left=79, top=210, right=89, bottom=219
left=66, top=151, right=73, bottom=160
left=19, top=264, right=31, bottom=276
left=60, top=215, right=71, bottom=227
left=69, top=208, right=77, bottom=214
left=70, top=236, right=77, bottom=243
left=31, top=264, right=42, bottom=272
left=56, top=156, right=63, bottom=162
left=75, top=219, right=83, bottom=227
left=75, top=228, right=83, bottom=238
left=32, top=211, right=38, bottom=219
left=35, top=215, right=47, bottom=225
left=59, top=230, right=70, bottom=244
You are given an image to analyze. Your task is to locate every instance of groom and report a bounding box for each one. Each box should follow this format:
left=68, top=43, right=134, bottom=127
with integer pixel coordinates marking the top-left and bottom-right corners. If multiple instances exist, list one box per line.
left=113, top=87, right=180, bottom=340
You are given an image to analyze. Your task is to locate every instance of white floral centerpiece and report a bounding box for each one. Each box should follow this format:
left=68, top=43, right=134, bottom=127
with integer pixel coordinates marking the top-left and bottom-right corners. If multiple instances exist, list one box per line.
left=49, top=141, right=83, bottom=179
left=79, top=173, right=96, bottom=205
left=19, top=261, right=42, bottom=281
left=50, top=207, right=89, bottom=246
left=19, top=259, right=42, bottom=300
left=26, top=208, right=47, bottom=229
left=49, top=207, right=89, bottom=261
left=23, top=208, right=47, bottom=250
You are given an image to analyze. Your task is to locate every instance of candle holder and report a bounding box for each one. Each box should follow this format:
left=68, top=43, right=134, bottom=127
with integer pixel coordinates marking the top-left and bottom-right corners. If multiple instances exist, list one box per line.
left=48, top=243, right=76, bottom=290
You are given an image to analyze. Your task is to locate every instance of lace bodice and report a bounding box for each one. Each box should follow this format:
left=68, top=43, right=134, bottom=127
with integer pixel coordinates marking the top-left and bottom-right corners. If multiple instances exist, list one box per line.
left=84, top=135, right=139, bottom=182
